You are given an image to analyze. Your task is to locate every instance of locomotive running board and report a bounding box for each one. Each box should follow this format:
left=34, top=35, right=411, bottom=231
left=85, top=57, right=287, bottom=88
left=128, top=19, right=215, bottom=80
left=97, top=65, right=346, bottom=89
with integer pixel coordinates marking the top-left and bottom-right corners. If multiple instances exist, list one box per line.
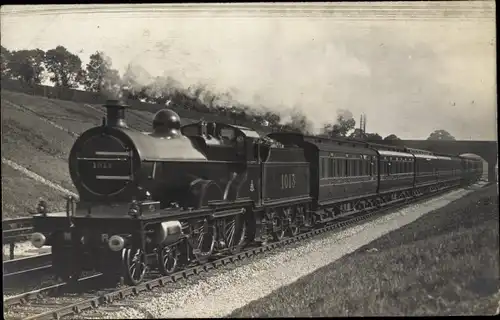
left=319, top=193, right=378, bottom=207
left=210, top=208, right=246, bottom=219
left=262, top=196, right=312, bottom=208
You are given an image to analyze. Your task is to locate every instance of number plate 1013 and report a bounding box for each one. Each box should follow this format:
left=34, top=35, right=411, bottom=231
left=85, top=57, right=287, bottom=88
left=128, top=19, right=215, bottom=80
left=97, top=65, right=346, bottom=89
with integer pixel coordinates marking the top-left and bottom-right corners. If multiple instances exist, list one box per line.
left=281, top=173, right=296, bottom=189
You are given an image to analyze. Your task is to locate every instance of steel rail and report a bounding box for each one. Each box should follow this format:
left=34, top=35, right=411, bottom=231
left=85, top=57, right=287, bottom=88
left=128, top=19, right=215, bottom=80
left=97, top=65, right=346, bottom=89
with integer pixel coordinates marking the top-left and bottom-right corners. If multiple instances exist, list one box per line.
left=3, top=254, right=53, bottom=287
left=4, top=254, right=52, bottom=275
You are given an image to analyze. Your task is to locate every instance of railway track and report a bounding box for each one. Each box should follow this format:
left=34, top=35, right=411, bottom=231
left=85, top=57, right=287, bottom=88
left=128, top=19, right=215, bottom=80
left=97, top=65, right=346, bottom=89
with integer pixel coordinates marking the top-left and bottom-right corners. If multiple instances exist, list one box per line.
left=3, top=254, right=53, bottom=288
left=3, top=217, right=54, bottom=287
left=4, top=183, right=479, bottom=320
left=3, top=217, right=36, bottom=259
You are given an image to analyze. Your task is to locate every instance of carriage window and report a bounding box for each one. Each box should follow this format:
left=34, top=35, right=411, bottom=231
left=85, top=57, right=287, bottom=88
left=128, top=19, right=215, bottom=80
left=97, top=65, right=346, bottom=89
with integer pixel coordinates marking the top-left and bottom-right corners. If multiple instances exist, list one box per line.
left=319, top=158, right=324, bottom=178
left=333, top=159, right=339, bottom=177
left=321, top=157, right=328, bottom=178
left=329, top=158, right=334, bottom=177
left=323, top=158, right=329, bottom=178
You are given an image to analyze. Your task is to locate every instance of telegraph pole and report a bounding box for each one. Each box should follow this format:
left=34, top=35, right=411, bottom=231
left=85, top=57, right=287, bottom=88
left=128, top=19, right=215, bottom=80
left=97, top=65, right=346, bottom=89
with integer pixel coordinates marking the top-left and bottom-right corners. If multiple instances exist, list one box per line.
left=359, top=114, right=367, bottom=137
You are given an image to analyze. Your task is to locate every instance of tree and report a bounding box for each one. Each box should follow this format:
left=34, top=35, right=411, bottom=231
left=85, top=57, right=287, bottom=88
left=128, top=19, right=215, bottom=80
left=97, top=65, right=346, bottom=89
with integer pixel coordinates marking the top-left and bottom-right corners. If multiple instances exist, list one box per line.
left=349, top=128, right=366, bottom=140
left=263, top=111, right=281, bottom=128
left=384, top=134, right=401, bottom=141
left=44, top=46, right=84, bottom=88
left=365, top=133, right=383, bottom=141
left=322, top=109, right=356, bottom=137
left=282, top=108, right=312, bottom=134
left=7, top=49, right=46, bottom=84
left=427, top=129, right=456, bottom=141
left=1, top=46, right=11, bottom=78
left=83, top=51, right=121, bottom=95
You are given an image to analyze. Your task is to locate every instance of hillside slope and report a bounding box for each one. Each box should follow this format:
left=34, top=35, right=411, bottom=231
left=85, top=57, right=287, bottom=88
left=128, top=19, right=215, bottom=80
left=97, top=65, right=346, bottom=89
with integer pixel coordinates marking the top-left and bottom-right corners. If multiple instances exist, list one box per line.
left=1, top=90, right=199, bottom=218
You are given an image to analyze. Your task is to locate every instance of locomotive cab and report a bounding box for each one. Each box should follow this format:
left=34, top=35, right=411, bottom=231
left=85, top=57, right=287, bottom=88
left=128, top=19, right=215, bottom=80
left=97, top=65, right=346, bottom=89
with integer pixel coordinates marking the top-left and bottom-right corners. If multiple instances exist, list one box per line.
left=181, top=121, right=262, bottom=162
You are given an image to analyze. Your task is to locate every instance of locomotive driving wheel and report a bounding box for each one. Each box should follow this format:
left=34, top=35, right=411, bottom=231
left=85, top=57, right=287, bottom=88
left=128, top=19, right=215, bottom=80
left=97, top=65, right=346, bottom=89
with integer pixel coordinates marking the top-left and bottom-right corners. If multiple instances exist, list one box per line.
left=122, top=247, right=147, bottom=286
left=217, top=214, right=247, bottom=254
left=157, top=242, right=184, bottom=275
left=287, top=207, right=301, bottom=237
left=188, top=218, right=216, bottom=264
left=271, top=210, right=286, bottom=242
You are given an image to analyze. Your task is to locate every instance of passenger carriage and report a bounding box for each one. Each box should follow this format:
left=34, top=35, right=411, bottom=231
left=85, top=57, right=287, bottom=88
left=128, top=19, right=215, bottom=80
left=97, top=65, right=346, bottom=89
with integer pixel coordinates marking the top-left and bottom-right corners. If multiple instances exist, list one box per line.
left=376, top=149, right=415, bottom=194
left=407, top=148, right=438, bottom=188
left=269, top=133, right=378, bottom=221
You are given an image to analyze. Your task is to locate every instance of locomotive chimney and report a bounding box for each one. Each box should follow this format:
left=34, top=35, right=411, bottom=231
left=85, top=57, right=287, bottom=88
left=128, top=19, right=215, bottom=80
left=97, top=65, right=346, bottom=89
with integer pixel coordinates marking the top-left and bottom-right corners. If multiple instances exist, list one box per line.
left=104, top=99, right=128, bottom=128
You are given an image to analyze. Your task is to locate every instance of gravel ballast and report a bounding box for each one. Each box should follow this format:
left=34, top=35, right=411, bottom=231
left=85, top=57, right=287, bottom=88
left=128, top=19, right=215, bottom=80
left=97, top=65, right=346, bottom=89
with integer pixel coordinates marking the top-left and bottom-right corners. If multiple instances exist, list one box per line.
left=75, top=183, right=487, bottom=319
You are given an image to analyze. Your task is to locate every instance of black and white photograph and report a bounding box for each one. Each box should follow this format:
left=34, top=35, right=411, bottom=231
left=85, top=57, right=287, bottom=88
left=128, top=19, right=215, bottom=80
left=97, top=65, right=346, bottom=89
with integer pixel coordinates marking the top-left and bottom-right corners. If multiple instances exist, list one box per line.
left=1, top=1, right=498, bottom=318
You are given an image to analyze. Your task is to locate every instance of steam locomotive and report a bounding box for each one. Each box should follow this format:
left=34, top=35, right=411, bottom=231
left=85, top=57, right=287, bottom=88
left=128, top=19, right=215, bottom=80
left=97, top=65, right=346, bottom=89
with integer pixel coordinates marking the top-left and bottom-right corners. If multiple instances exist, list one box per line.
left=30, top=100, right=483, bottom=285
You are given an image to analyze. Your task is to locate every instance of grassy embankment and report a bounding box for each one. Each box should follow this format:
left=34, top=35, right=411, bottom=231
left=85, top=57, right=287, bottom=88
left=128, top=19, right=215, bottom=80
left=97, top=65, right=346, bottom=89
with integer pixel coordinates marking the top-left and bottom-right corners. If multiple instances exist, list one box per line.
left=1, top=90, right=155, bottom=218
left=230, top=184, right=500, bottom=317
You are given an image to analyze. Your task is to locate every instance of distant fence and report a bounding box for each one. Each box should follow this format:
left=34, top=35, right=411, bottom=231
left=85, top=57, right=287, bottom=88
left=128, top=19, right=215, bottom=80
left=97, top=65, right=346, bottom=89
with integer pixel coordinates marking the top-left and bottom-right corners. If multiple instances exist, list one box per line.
left=0, top=79, right=272, bottom=133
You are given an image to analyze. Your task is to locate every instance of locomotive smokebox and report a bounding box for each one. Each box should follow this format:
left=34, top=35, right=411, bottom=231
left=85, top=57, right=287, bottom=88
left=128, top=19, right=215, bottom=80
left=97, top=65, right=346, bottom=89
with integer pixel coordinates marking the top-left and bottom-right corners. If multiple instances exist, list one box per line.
left=104, top=99, right=128, bottom=128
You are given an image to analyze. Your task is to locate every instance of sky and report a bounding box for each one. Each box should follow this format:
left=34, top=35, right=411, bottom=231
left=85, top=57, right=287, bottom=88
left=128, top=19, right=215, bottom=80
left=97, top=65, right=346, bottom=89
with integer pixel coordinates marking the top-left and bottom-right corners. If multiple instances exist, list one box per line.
left=0, top=2, right=497, bottom=140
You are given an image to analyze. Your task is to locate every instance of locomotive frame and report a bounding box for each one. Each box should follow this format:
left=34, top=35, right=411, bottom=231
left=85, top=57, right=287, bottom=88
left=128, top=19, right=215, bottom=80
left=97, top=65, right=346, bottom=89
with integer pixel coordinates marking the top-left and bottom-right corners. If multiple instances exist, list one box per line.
left=29, top=101, right=484, bottom=285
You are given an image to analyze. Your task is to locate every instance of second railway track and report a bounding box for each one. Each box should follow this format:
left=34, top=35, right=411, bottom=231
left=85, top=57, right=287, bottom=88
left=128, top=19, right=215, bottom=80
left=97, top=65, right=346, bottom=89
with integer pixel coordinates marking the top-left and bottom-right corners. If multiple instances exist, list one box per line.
left=4, top=184, right=478, bottom=320
left=3, top=254, right=53, bottom=288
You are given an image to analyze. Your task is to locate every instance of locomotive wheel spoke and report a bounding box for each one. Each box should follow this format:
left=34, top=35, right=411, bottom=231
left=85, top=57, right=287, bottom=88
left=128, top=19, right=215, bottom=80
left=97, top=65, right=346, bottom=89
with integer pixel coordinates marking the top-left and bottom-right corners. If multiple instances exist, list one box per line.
left=288, top=209, right=301, bottom=236
left=289, top=221, right=300, bottom=236
left=230, top=215, right=247, bottom=254
left=189, top=220, right=216, bottom=263
left=123, top=248, right=146, bottom=286
left=158, top=244, right=180, bottom=275
left=272, top=215, right=286, bottom=241
left=225, top=219, right=236, bottom=248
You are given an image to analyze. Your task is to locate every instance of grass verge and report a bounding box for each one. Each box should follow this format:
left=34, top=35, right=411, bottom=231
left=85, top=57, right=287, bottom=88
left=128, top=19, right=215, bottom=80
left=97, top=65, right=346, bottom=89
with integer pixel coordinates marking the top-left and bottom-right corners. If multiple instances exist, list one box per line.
left=1, top=163, right=68, bottom=218
left=229, top=185, right=500, bottom=317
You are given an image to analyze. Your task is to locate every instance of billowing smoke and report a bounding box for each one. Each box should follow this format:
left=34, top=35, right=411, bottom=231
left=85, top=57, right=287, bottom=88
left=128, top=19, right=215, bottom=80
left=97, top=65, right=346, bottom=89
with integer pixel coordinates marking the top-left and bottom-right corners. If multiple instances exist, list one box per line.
left=104, top=9, right=495, bottom=139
